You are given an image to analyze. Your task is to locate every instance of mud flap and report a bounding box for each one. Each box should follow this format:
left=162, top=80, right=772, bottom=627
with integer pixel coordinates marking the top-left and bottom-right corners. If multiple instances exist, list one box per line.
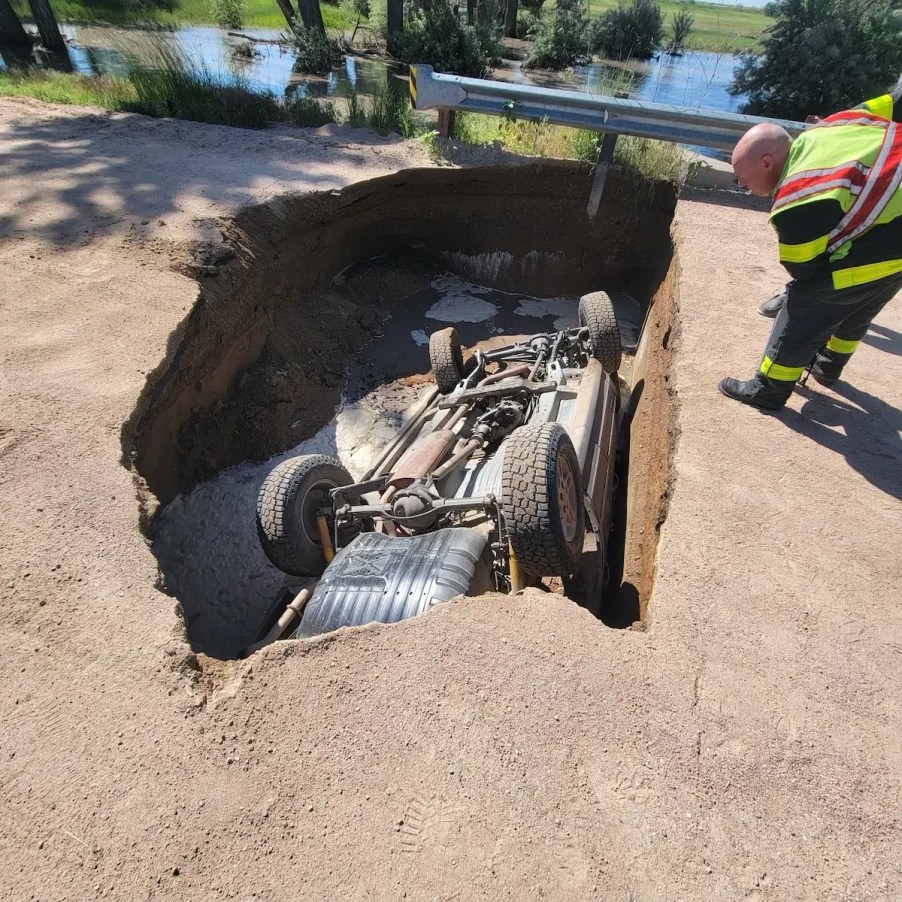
left=294, top=528, right=493, bottom=639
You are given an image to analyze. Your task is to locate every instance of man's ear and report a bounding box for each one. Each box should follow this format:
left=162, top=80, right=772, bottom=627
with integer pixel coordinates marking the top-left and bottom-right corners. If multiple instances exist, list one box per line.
left=761, top=153, right=775, bottom=172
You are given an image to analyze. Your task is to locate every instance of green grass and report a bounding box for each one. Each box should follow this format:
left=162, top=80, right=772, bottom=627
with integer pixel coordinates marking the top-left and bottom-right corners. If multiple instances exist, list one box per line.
left=0, top=68, right=137, bottom=106
left=0, top=58, right=303, bottom=127
left=586, top=0, right=770, bottom=52
left=11, top=0, right=355, bottom=31
left=0, top=65, right=436, bottom=137
left=125, top=44, right=283, bottom=125
left=453, top=110, right=688, bottom=183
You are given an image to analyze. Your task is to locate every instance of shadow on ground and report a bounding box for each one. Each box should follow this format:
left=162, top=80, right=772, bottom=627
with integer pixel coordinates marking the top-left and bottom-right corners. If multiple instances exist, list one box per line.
left=783, top=380, right=902, bottom=501
left=0, top=107, right=410, bottom=243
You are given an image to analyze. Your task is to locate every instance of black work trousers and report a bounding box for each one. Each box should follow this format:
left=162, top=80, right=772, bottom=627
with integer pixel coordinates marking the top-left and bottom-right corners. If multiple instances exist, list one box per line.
left=760, top=275, right=902, bottom=382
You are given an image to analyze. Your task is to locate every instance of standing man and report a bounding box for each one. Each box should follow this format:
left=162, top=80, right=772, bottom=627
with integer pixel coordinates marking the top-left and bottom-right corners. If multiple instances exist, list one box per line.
left=719, top=87, right=902, bottom=410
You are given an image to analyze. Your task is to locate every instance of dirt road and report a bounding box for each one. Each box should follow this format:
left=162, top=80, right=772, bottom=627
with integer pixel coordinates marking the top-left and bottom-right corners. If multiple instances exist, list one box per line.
left=1, top=97, right=899, bottom=900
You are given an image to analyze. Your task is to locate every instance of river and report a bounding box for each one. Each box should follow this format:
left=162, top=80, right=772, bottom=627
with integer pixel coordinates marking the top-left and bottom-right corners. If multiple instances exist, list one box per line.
left=4, top=23, right=746, bottom=118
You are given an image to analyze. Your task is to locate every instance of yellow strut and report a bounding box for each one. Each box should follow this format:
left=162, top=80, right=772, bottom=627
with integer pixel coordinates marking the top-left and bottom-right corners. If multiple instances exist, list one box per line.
left=508, top=543, right=524, bottom=593
left=317, top=516, right=335, bottom=564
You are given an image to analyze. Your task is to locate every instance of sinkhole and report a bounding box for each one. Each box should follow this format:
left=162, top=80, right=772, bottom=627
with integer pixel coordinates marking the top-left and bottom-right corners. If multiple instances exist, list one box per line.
left=121, top=162, right=678, bottom=659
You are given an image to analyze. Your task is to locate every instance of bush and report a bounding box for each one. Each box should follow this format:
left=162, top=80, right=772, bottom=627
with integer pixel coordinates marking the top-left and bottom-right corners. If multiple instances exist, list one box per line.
left=590, top=0, right=664, bottom=61
left=520, top=0, right=545, bottom=13
left=730, top=0, right=902, bottom=120
left=284, top=95, right=339, bottom=126
left=394, top=0, right=500, bottom=78
left=127, top=50, right=280, bottom=128
left=667, top=6, right=693, bottom=54
left=514, top=9, right=540, bottom=39
left=346, top=85, right=423, bottom=135
left=525, top=0, right=590, bottom=70
left=288, top=23, right=344, bottom=75
left=210, top=0, right=244, bottom=29
left=346, top=0, right=371, bottom=19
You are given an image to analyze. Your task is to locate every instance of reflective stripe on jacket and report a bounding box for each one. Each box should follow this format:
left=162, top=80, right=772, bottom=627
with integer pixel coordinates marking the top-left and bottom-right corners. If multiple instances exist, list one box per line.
left=768, top=91, right=902, bottom=290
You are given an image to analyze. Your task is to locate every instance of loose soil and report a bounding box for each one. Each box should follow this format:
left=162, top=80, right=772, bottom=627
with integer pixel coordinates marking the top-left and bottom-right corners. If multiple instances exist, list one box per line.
left=1, top=98, right=899, bottom=902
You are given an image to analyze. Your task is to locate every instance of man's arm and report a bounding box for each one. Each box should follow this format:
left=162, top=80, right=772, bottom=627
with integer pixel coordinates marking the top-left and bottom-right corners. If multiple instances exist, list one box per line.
left=770, top=198, right=844, bottom=282
left=858, top=79, right=902, bottom=121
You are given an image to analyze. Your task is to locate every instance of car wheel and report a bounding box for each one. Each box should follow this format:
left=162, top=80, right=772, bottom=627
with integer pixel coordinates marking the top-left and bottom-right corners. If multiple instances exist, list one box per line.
left=429, top=327, right=465, bottom=394
left=579, top=291, right=622, bottom=374
left=256, top=455, right=357, bottom=577
left=502, top=422, right=585, bottom=578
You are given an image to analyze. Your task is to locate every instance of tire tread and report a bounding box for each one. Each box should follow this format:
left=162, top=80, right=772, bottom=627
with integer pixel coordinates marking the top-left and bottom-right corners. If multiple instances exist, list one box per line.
left=502, top=423, right=584, bottom=578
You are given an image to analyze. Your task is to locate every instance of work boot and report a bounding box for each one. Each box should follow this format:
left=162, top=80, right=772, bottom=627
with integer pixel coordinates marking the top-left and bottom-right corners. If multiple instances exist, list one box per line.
left=718, top=374, right=793, bottom=411
left=809, top=348, right=848, bottom=388
left=758, top=292, right=786, bottom=318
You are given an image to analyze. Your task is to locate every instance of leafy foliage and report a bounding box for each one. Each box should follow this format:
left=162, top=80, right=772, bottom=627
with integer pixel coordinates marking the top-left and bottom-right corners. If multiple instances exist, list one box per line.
left=394, top=0, right=501, bottom=78
left=283, top=94, right=338, bottom=126
left=347, top=84, right=419, bottom=134
left=209, top=0, right=244, bottom=28
left=730, top=0, right=902, bottom=119
left=524, top=0, right=590, bottom=70
left=589, top=0, right=664, bottom=61
left=667, top=6, right=693, bottom=54
left=513, top=9, right=540, bottom=38
left=287, top=23, right=344, bottom=74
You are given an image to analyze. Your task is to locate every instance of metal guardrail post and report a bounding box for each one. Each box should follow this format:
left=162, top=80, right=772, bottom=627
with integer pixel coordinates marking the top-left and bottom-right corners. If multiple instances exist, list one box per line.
left=586, top=133, right=618, bottom=220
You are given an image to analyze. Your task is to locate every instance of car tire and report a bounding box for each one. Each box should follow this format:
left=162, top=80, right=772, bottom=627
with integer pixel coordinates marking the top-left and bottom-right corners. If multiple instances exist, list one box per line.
left=579, top=291, right=622, bottom=374
left=256, top=455, right=357, bottom=577
left=429, top=327, right=465, bottom=394
left=502, top=422, right=585, bottom=578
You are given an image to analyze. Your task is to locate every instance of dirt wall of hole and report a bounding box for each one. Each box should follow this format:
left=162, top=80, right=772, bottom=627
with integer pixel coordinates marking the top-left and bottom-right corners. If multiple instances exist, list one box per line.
left=122, top=162, right=676, bottom=510
left=610, top=252, right=679, bottom=623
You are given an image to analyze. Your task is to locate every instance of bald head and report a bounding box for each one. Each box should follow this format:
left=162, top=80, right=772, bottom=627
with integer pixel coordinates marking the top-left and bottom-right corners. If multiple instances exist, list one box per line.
left=732, top=123, right=793, bottom=196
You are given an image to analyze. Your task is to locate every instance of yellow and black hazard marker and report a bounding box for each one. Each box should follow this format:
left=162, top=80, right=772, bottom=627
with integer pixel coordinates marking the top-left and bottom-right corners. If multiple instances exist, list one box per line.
left=409, top=65, right=418, bottom=109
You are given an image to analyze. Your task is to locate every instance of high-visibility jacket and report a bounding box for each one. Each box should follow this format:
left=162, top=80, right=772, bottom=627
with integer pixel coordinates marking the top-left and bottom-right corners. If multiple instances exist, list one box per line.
left=769, top=87, right=902, bottom=291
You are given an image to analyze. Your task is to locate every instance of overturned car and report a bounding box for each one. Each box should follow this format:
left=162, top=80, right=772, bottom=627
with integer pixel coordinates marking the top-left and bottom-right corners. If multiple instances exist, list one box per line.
left=248, top=291, right=624, bottom=651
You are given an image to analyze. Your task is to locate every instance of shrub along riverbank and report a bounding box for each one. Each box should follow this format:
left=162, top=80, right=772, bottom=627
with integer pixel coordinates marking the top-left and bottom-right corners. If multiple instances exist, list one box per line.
left=10, top=0, right=768, bottom=53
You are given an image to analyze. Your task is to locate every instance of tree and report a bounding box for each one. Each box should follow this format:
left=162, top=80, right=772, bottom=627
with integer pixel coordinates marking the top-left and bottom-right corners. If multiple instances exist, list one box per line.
left=730, top=0, right=902, bottom=120
left=503, top=0, right=518, bottom=38
left=387, top=0, right=403, bottom=52
left=395, top=0, right=500, bottom=77
left=274, top=0, right=297, bottom=26
left=666, top=5, right=693, bottom=54
left=525, top=0, right=590, bottom=69
left=0, top=0, right=31, bottom=48
left=297, top=0, right=325, bottom=34
left=590, top=0, right=663, bottom=62
left=28, top=0, right=66, bottom=52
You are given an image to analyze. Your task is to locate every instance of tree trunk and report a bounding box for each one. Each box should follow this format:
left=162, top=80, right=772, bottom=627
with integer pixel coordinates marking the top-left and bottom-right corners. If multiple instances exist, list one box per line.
left=0, top=0, right=31, bottom=47
left=386, top=0, right=402, bottom=54
left=297, top=0, right=325, bottom=35
left=466, top=0, right=475, bottom=24
left=27, top=0, right=65, bottom=52
left=503, top=0, right=517, bottom=37
left=274, top=0, right=296, bottom=28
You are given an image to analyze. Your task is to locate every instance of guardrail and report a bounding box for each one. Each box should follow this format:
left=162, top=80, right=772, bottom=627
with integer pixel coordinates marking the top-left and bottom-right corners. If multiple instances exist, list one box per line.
left=409, top=64, right=808, bottom=216
left=409, top=64, right=806, bottom=150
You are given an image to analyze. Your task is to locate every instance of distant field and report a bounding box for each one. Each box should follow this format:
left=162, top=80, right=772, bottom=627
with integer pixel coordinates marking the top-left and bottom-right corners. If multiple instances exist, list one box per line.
left=12, top=0, right=769, bottom=54
left=587, top=0, right=771, bottom=52
left=11, top=0, right=353, bottom=31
